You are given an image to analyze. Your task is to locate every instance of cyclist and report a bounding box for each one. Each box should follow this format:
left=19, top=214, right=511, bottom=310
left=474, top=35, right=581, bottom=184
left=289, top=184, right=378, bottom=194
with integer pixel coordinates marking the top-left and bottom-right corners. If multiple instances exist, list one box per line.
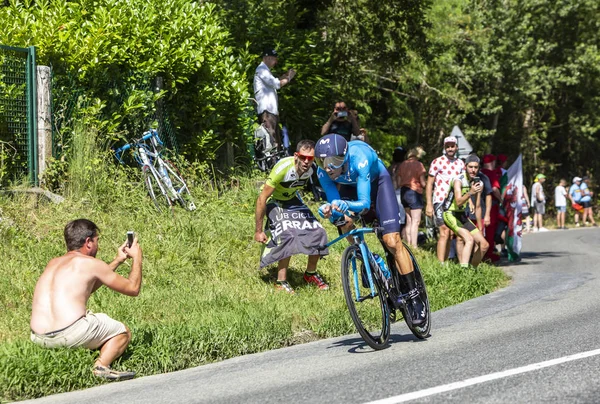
left=254, top=140, right=329, bottom=293
left=315, top=134, right=425, bottom=325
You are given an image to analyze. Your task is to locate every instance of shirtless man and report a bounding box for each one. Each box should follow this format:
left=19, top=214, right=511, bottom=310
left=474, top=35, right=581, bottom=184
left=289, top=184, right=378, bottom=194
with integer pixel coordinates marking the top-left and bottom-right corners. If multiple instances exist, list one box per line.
left=30, top=219, right=143, bottom=380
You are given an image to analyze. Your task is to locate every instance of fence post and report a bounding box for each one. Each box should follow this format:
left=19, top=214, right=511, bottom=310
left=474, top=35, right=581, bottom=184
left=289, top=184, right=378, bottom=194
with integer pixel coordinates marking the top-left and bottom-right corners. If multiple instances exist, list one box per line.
left=37, top=66, right=52, bottom=179
left=26, top=46, right=38, bottom=185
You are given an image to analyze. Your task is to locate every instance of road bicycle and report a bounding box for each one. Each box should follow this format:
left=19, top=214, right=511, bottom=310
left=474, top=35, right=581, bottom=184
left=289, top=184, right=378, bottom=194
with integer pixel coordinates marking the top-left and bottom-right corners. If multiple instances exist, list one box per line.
left=324, top=219, right=431, bottom=350
left=253, top=123, right=288, bottom=172
left=115, top=129, right=196, bottom=212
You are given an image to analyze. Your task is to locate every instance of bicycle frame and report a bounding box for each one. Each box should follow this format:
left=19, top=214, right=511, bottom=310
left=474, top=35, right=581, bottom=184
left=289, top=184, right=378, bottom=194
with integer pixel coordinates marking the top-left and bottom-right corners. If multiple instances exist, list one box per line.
left=324, top=219, right=431, bottom=343
left=325, top=227, right=382, bottom=300
left=115, top=130, right=196, bottom=211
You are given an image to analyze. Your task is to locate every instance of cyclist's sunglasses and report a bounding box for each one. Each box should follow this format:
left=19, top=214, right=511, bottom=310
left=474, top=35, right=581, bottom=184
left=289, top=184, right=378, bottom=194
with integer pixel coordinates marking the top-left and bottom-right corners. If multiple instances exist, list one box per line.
left=315, top=155, right=346, bottom=170
left=295, top=152, right=314, bottom=162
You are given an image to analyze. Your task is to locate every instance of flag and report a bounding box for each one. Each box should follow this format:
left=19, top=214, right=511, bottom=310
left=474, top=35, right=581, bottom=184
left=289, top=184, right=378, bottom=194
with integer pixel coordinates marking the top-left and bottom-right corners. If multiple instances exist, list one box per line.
left=501, top=154, right=523, bottom=261
left=260, top=202, right=329, bottom=268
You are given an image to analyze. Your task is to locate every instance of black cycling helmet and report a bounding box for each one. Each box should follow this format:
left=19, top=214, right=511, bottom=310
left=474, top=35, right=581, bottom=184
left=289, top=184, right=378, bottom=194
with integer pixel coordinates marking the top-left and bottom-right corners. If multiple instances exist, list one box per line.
left=314, top=134, right=348, bottom=170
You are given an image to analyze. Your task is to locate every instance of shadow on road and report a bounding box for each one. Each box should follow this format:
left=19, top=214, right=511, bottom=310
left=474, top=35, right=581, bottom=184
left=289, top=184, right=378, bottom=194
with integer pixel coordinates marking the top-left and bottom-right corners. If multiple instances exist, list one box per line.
left=328, top=331, right=427, bottom=354
left=499, top=250, right=572, bottom=266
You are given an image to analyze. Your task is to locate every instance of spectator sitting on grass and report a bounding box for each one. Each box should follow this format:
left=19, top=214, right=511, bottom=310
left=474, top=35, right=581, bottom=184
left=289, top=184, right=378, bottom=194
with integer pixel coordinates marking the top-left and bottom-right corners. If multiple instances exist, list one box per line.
left=30, top=219, right=142, bottom=381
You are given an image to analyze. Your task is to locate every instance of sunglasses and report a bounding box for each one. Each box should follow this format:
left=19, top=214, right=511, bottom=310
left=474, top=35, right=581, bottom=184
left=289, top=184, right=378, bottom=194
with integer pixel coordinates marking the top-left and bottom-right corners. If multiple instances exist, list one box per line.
left=315, top=155, right=346, bottom=170
left=295, top=153, right=314, bottom=162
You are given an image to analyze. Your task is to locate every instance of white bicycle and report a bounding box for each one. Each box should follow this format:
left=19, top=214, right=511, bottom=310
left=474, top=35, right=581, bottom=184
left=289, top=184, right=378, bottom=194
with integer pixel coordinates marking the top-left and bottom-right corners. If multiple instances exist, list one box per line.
left=115, top=129, right=196, bottom=212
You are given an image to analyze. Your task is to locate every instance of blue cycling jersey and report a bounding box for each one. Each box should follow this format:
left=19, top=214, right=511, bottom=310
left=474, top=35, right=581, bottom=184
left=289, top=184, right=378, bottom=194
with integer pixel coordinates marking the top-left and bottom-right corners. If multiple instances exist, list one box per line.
left=317, top=141, right=385, bottom=213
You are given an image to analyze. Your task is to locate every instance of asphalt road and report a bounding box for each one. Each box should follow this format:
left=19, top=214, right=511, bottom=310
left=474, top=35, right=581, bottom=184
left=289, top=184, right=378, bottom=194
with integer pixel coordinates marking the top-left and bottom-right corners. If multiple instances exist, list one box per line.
left=22, top=227, right=600, bottom=404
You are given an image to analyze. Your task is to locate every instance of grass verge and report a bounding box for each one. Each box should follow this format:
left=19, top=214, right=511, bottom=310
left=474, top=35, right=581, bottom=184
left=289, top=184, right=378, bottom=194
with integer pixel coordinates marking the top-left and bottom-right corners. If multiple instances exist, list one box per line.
left=0, top=166, right=509, bottom=402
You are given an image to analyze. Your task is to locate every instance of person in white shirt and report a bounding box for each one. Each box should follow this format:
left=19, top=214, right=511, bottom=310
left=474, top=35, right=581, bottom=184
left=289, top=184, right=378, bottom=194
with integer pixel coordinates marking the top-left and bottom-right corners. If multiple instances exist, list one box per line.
left=554, top=178, right=571, bottom=229
left=253, top=48, right=296, bottom=147
left=531, top=174, right=548, bottom=231
left=425, top=136, right=465, bottom=262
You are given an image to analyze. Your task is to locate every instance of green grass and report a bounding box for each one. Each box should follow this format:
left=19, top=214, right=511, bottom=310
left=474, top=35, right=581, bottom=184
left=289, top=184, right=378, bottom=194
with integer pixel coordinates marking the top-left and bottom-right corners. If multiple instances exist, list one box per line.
left=0, top=158, right=509, bottom=402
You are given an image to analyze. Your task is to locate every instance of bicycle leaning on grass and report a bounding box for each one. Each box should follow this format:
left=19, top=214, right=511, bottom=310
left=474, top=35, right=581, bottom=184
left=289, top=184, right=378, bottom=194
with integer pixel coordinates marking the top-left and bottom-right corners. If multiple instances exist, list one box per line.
left=115, top=129, right=196, bottom=212
left=323, top=216, right=431, bottom=350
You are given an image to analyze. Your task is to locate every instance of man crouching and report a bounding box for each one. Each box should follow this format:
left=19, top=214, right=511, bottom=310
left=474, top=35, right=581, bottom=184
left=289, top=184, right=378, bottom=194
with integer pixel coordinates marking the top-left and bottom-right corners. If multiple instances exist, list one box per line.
left=30, top=219, right=142, bottom=381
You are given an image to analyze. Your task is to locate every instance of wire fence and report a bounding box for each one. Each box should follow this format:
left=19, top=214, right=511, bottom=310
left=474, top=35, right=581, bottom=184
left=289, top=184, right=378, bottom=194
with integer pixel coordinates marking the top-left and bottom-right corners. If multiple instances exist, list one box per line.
left=0, top=45, right=37, bottom=185
left=51, top=71, right=179, bottom=161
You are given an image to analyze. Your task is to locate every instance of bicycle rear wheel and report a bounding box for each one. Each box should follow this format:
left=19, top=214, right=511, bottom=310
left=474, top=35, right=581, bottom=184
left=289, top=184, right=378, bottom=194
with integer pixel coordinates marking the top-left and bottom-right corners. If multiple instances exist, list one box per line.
left=399, top=243, right=431, bottom=339
left=162, top=160, right=196, bottom=211
left=143, top=166, right=171, bottom=212
left=341, top=245, right=391, bottom=350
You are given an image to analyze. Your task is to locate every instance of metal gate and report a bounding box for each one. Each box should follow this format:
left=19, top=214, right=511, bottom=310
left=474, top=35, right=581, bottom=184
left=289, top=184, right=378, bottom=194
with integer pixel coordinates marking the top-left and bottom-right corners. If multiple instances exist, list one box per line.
left=0, top=45, right=37, bottom=185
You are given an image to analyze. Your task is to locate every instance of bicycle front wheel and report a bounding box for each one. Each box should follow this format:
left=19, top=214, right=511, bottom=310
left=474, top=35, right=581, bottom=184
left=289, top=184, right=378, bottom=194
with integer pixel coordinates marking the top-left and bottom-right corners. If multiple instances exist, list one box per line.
left=341, top=245, right=391, bottom=350
left=143, top=166, right=171, bottom=212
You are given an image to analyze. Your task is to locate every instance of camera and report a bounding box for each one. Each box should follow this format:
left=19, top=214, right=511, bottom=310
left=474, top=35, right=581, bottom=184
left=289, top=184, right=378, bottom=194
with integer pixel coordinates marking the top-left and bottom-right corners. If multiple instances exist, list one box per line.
left=336, top=111, right=348, bottom=118
left=127, top=231, right=134, bottom=248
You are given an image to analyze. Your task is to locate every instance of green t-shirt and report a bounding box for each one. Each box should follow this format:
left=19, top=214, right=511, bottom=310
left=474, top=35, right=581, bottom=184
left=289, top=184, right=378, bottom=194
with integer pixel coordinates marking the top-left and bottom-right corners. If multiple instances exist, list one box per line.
left=265, top=157, right=313, bottom=201
left=444, top=173, right=472, bottom=212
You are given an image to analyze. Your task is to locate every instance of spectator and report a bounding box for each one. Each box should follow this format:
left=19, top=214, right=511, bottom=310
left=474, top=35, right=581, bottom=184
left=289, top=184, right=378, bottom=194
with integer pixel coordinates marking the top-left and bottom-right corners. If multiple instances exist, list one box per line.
left=253, top=47, right=296, bottom=147
left=425, top=136, right=465, bottom=263
left=355, top=127, right=371, bottom=143
left=554, top=179, right=570, bottom=229
left=30, top=219, right=142, bottom=380
left=495, top=154, right=509, bottom=254
left=496, top=154, right=509, bottom=177
left=442, top=154, right=489, bottom=268
left=521, top=184, right=532, bottom=233
left=481, top=154, right=501, bottom=262
left=349, top=110, right=370, bottom=143
left=465, top=155, right=493, bottom=233
left=580, top=176, right=597, bottom=227
left=389, top=146, right=408, bottom=231
left=531, top=173, right=548, bottom=232
left=569, top=177, right=583, bottom=227
left=321, top=101, right=360, bottom=141
left=254, top=140, right=329, bottom=293
left=398, top=146, right=427, bottom=248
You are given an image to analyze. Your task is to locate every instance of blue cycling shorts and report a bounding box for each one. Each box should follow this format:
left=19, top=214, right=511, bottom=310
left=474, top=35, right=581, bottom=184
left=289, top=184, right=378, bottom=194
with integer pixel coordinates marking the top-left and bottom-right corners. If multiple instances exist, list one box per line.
left=338, top=169, right=401, bottom=235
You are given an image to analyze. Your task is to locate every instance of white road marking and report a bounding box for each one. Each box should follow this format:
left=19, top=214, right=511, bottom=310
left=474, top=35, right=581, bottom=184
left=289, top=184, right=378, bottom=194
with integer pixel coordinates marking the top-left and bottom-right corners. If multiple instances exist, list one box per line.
left=364, top=348, right=600, bottom=404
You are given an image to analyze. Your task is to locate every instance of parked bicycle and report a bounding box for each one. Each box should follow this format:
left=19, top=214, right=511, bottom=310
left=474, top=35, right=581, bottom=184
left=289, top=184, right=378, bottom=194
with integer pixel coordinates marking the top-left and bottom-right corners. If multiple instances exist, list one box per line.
left=253, top=123, right=288, bottom=172
left=115, top=129, right=196, bottom=212
left=323, top=218, right=431, bottom=350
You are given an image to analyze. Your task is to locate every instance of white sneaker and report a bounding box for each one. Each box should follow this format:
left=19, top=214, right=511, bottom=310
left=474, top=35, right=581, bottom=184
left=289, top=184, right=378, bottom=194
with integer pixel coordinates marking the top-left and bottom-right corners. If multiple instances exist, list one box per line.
left=538, top=227, right=549, bottom=232
left=533, top=228, right=539, bottom=232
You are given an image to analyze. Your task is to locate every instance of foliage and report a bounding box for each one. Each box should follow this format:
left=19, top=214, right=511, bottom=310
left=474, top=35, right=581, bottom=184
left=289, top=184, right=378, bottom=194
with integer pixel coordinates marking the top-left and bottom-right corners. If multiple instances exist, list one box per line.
left=0, top=0, right=249, bottom=167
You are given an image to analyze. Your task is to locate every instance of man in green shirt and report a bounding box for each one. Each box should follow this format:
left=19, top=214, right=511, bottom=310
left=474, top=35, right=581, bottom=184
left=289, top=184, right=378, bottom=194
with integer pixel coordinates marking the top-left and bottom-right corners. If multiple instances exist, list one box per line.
left=254, top=140, right=329, bottom=293
left=442, top=155, right=489, bottom=268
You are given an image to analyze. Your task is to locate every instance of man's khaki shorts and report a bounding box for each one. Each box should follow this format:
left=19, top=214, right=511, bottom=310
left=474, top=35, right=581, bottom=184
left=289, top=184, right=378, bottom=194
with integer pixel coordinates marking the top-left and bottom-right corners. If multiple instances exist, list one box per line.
left=30, top=311, right=127, bottom=350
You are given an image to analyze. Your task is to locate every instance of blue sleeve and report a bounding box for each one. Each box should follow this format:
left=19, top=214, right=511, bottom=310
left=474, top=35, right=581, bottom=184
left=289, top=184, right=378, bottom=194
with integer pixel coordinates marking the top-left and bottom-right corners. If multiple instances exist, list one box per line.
left=344, top=153, right=374, bottom=213
left=317, top=168, right=340, bottom=202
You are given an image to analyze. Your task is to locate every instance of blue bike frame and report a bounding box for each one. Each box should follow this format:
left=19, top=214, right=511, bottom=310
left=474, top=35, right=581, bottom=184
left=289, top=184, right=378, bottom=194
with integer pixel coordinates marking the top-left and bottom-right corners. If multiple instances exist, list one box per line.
left=325, top=227, right=382, bottom=301
left=114, top=129, right=163, bottom=165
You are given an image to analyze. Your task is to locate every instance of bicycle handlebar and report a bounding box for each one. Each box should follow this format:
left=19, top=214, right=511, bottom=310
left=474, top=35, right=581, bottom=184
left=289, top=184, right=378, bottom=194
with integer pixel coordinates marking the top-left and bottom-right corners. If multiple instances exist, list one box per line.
left=114, top=129, right=164, bottom=163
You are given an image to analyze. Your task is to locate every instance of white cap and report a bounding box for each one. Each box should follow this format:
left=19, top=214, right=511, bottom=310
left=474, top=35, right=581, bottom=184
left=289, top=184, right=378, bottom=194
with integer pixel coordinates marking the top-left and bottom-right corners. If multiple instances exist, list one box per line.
left=573, top=177, right=582, bottom=183
left=444, top=136, right=458, bottom=145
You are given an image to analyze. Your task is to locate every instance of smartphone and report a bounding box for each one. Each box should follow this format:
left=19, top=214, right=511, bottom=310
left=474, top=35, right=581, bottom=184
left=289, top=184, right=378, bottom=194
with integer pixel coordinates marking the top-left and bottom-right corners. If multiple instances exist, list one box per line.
left=336, top=111, right=348, bottom=118
left=472, top=176, right=481, bottom=184
left=127, top=231, right=134, bottom=248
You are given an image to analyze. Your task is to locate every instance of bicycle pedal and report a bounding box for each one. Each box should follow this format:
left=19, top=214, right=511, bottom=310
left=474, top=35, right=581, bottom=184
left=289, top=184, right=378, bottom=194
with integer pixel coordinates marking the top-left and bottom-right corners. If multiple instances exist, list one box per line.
left=188, top=202, right=197, bottom=211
